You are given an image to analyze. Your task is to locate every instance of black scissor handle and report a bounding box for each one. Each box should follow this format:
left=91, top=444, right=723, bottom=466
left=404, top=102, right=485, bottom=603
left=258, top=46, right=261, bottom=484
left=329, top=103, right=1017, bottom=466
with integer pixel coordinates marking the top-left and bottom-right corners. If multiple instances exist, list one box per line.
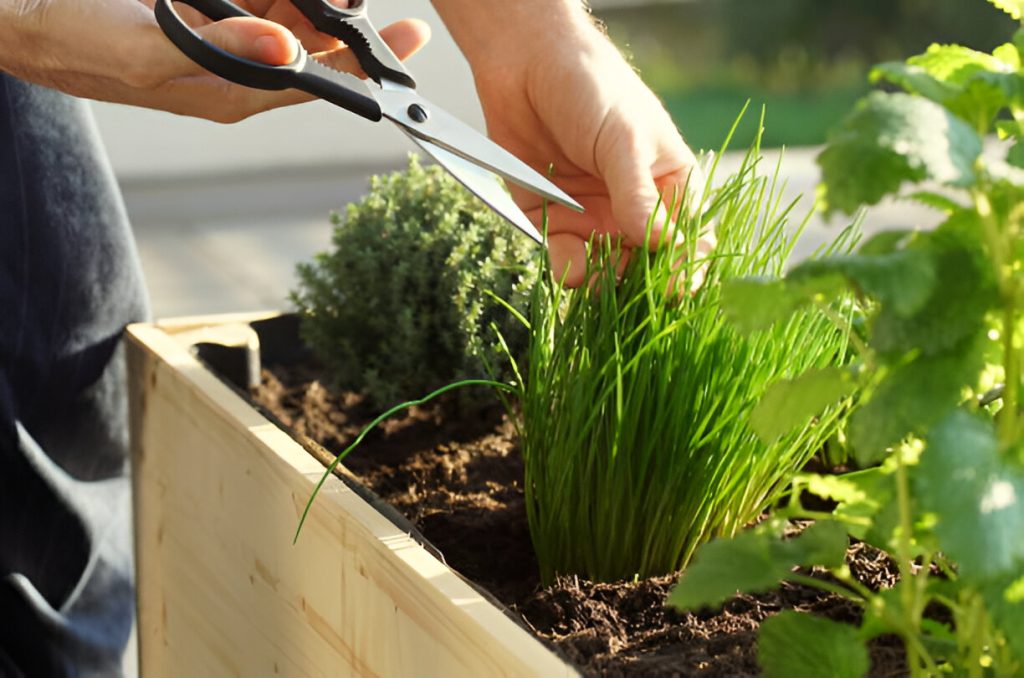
left=290, top=0, right=415, bottom=88
left=153, top=0, right=382, bottom=121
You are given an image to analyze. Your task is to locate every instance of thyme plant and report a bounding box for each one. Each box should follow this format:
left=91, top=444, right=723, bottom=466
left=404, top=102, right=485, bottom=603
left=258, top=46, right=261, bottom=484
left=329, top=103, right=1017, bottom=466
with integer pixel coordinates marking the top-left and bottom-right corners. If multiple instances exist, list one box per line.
left=512, top=129, right=856, bottom=584
left=671, top=2, right=1024, bottom=674
left=291, top=155, right=537, bottom=408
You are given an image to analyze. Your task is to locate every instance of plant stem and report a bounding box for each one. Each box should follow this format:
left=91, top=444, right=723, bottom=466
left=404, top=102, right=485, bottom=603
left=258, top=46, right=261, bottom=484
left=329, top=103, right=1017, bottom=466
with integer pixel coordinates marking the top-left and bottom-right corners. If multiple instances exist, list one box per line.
left=894, top=446, right=927, bottom=676
left=1001, top=296, right=1019, bottom=446
left=973, top=188, right=1020, bottom=447
left=787, top=573, right=867, bottom=604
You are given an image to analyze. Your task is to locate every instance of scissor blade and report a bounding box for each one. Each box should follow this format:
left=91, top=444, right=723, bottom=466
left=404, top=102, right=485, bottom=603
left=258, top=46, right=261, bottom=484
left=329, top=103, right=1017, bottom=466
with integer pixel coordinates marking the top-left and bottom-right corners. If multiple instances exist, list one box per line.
left=377, top=87, right=584, bottom=214
left=402, top=130, right=545, bottom=244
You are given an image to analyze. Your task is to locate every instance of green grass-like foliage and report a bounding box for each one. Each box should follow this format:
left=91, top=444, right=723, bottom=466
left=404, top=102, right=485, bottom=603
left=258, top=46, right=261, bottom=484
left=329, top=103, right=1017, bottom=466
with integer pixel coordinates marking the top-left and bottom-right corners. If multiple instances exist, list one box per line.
left=515, top=140, right=854, bottom=584
left=291, top=155, right=537, bottom=408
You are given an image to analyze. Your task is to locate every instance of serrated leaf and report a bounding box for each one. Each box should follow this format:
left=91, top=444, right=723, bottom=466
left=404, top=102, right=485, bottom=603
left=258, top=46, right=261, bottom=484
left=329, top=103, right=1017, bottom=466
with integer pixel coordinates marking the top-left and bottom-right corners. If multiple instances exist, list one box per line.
left=722, top=274, right=846, bottom=334
left=857, top=230, right=915, bottom=256
left=758, top=612, right=869, bottom=678
left=793, top=520, right=851, bottom=570
left=721, top=278, right=799, bottom=333
left=908, top=44, right=1011, bottom=87
left=916, top=409, right=1024, bottom=578
left=669, top=521, right=850, bottom=610
left=801, top=469, right=894, bottom=542
left=849, top=331, right=986, bottom=465
left=791, top=248, right=937, bottom=317
left=867, top=44, right=1021, bottom=129
left=818, top=92, right=983, bottom=215
left=871, top=62, right=958, bottom=102
left=751, top=368, right=856, bottom=442
left=907, top=191, right=965, bottom=214
left=990, top=0, right=1024, bottom=20
left=871, top=215, right=994, bottom=356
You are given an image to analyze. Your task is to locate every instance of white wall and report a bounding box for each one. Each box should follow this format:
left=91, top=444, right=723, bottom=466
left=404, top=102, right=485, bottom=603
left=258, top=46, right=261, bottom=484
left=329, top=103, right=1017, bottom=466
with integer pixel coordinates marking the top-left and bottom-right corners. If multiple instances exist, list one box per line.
left=92, top=1, right=482, bottom=180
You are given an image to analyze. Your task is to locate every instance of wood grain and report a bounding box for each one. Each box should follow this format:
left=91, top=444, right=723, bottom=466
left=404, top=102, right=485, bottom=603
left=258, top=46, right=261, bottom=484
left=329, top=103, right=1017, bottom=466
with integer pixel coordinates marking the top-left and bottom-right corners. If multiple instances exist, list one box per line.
left=127, top=318, right=575, bottom=677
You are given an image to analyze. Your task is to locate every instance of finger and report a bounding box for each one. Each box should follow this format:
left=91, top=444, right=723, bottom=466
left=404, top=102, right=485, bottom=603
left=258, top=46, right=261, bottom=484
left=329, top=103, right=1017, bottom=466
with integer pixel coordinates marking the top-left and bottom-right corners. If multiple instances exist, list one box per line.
left=314, top=19, right=431, bottom=77
left=548, top=233, right=588, bottom=288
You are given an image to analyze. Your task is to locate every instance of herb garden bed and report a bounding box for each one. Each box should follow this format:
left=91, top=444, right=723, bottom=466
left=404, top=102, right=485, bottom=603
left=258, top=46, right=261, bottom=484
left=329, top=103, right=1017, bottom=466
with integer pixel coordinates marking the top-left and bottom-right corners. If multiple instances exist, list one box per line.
left=128, top=311, right=908, bottom=676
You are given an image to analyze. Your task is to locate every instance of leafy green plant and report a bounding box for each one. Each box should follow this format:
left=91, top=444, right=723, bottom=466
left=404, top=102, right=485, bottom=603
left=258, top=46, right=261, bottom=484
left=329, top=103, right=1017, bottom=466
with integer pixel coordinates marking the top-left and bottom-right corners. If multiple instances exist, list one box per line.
left=511, top=123, right=857, bottom=584
left=671, top=2, right=1024, bottom=675
left=291, top=155, right=537, bottom=408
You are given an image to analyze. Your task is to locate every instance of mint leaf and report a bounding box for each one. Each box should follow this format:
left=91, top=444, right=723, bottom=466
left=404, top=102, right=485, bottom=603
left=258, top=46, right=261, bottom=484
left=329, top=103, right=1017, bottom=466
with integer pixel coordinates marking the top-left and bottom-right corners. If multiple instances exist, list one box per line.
left=818, top=92, right=983, bottom=215
left=791, top=248, right=937, bottom=318
left=668, top=521, right=849, bottom=610
left=721, top=278, right=799, bottom=333
left=907, top=44, right=1010, bottom=87
left=758, top=612, right=869, bottom=678
left=801, top=469, right=895, bottom=544
left=916, top=410, right=1024, bottom=578
left=751, top=368, right=856, bottom=442
left=874, top=44, right=1024, bottom=130
left=907, top=191, right=966, bottom=214
left=990, top=0, right=1024, bottom=19
left=721, top=274, right=846, bottom=334
left=871, top=216, right=994, bottom=356
left=857, top=230, right=915, bottom=256
left=849, top=332, right=986, bottom=465
left=871, top=62, right=959, bottom=102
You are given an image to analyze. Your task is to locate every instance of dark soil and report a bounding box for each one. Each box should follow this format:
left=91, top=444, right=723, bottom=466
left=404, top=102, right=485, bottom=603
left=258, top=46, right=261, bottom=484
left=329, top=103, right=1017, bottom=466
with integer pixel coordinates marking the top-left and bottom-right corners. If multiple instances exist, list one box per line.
left=251, top=361, right=909, bottom=676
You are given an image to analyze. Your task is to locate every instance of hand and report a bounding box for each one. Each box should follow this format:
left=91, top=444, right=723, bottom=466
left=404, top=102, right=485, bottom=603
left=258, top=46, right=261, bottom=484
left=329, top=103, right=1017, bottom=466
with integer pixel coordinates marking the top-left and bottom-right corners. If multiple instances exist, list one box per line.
left=0, top=1, right=430, bottom=122
left=434, top=4, right=704, bottom=287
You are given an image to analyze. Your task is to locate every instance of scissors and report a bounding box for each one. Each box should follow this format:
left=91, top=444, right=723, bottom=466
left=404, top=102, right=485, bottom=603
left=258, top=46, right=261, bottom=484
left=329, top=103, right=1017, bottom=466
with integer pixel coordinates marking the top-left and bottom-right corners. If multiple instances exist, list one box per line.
left=153, top=0, right=584, bottom=244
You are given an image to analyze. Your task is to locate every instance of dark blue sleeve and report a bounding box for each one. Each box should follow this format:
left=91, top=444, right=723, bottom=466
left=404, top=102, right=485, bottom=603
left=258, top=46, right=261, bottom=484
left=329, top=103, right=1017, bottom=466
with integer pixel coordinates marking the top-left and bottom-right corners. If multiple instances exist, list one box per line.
left=0, top=73, right=150, bottom=677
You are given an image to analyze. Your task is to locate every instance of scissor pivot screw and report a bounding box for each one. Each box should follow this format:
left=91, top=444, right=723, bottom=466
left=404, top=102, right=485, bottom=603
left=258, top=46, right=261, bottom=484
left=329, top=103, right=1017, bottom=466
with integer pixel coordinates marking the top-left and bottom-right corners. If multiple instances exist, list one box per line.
left=407, top=104, right=429, bottom=123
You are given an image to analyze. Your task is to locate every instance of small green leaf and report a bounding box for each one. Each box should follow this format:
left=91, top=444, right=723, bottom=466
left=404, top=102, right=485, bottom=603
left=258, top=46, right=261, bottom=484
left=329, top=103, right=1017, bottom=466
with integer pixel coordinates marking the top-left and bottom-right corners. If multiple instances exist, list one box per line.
left=871, top=62, right=959, bottom=102
left=669, top=521, right=850, bottom=610
left=751, top=368, right=856, bottom=442
left=871, top=216, right=994, bottom=356
left=791, top=248, right=937, bottom=318
left=989, top=0, right=1024, bottom=20
left=906, top=191, right=966, bottom=214
left=722, top=274, right=846, bottom=333
left=907, top=44, right=1010, bottom=87
left=849, top=331, right=986, bottom=465
left=793, top=520, right=851, bottom=570
left=818, top=92, right=984, bottom=215
left=668, top=528, right=790, bottom=610
left=856, top=230, right=915, bottom=256
left=758, top=612, right=869, bottom=678
left=721, top=278, right=798, bottom=333
left=916, top=410, right=1024, bottom=578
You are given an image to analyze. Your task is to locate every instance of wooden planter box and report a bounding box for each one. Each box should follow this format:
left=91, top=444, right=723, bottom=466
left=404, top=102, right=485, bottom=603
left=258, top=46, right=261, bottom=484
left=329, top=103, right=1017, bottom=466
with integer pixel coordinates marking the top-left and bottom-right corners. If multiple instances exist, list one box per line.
left=126, top=313, right=575, bottom=677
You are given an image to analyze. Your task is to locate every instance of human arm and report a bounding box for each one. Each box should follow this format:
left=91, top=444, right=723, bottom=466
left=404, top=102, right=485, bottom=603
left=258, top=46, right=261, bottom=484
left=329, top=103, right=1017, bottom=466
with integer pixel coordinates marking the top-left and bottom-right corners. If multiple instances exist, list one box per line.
left=431, top=0, right=704, bottom=286
left=0, top=0, right=429, bottom=122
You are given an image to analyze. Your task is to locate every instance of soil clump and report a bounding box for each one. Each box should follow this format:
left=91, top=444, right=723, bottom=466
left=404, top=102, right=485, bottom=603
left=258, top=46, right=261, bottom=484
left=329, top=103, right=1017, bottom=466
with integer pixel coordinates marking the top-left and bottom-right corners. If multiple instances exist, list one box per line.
left=253, top=362, right=908, bottom=676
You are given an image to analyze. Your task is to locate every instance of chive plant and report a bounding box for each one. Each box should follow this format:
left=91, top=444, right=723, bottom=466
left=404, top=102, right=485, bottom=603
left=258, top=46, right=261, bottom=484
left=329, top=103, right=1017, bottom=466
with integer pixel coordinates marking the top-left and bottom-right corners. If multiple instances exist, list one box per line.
left=513, top=134, right=856, bottom=583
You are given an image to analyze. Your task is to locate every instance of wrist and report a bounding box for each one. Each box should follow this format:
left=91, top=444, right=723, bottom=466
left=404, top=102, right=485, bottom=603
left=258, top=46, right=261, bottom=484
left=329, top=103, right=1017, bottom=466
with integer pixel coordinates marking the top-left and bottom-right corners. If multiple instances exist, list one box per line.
left=431, top=0, right=604, bottom=70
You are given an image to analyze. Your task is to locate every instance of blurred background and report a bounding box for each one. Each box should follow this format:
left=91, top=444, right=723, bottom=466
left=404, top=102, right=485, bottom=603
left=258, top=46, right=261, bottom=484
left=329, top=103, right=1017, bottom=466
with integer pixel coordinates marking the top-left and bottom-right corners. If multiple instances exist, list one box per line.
left=94, top=0, right=1013, bottom=318
left=598, top=0, right=1012, bottom=150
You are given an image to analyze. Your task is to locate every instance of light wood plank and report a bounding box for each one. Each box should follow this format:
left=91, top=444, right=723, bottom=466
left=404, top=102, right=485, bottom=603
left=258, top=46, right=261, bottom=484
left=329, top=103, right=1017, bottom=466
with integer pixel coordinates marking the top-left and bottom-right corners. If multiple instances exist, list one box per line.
left=127, top=319, right=575, bottom=678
